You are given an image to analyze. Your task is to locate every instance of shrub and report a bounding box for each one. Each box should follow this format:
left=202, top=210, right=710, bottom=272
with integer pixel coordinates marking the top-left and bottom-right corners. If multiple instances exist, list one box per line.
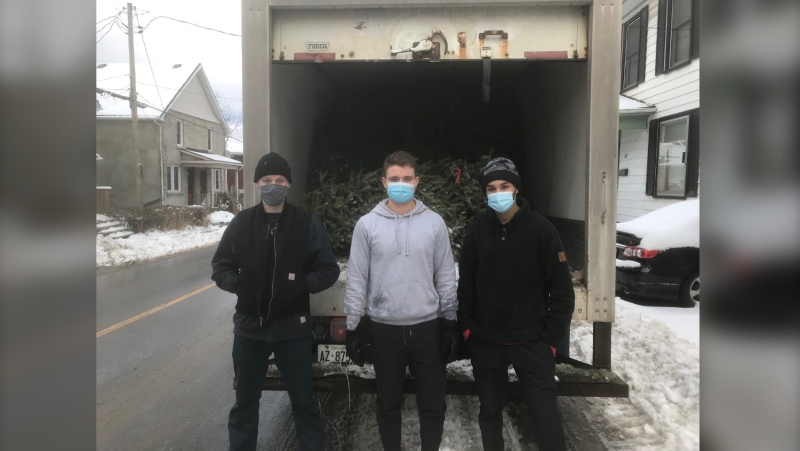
left=216, top=191, right=236, bottom=213
left=301, top=156, right=490, bottom=259
left=110, top=205, right=210, bottom=233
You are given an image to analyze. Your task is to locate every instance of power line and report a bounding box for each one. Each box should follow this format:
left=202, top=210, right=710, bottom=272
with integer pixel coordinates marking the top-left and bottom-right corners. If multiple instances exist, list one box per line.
left=100, top=89, right=243, bottom=144
left=135, top=80, right=243, bottom=102
left=96, top=20, right=116, bottom=44
left=141, top=15, right=240, bottom=37
left=136, top=10, right=165, bottom=110
left=97, top=73, right=130, bottom=82
left=97, top=14, right=117, bottom=25
left=96, top=19, right=114, bottom=36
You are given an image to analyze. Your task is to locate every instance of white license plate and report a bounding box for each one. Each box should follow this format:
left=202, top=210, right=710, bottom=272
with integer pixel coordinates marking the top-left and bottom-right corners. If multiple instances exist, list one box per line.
left=317, top=344, right=352, bottom=364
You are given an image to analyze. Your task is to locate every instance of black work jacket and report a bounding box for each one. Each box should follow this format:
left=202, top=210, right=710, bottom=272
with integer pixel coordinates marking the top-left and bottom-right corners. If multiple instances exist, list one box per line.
left=211, top=202, right=339, bottom=328
left=456, top=198, right=575, bottom=346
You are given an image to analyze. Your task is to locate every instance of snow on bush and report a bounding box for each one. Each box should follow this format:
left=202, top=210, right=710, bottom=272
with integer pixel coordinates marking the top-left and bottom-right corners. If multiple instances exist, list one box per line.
left=96, top=226, right=225, bottom=268
left=210, top=211, right=235, bottom=224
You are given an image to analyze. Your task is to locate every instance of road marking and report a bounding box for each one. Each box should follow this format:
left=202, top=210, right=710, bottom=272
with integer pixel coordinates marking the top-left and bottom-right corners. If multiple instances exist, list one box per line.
left=96, top=282, right=216, bottom=338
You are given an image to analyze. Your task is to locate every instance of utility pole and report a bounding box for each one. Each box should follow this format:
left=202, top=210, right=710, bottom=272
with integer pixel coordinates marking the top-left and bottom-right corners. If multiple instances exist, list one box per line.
left=127, top=2, right=144, bottom=210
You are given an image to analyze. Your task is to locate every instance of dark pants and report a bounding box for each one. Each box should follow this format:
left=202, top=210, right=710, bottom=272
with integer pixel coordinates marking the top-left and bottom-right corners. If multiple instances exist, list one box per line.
left=228, top=334, right=323, bottom=451
left=370, top=318, right=447, bottom=451
left=469, top=338, right=565, bottom=451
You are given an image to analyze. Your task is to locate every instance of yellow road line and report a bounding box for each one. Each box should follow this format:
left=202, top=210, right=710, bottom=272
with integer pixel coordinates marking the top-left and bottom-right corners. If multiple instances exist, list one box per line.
left=96, top=282, right=217, bottom=338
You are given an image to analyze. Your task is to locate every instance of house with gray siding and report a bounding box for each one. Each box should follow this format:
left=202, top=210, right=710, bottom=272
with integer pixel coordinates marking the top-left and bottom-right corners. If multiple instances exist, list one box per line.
left=617, top=0, right=700, bottom=221
left=96, top=63, right=241, bottom=208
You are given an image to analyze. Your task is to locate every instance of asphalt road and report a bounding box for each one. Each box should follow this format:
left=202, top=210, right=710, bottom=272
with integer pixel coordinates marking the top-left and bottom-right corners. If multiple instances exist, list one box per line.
left=96, top=246, right=609, bottom=450
left=97, top=246, right=298, bottom=451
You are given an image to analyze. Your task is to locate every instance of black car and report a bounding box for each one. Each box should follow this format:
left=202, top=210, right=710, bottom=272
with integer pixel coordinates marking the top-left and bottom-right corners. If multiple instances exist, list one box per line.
left=615, top=200, right=699, bottom=307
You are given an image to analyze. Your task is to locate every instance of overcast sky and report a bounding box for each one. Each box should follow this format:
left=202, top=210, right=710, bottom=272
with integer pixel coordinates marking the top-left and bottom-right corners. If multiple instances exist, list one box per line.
left=96, top=0, right=243, bottom=139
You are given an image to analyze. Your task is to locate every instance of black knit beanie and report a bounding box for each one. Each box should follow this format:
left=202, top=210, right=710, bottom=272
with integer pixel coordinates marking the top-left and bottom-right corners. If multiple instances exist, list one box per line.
left=481, top=157, right=521, bottom=190
left=253, top=152, right=292, bottom=183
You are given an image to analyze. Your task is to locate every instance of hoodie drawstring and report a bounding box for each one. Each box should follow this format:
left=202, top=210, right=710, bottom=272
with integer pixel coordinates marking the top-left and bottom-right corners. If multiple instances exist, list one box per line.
left=394, top=215, right=401, bottom=254
left=392, top=212, right=414, bottom=256
left=406, top=213, right=413, bottom=256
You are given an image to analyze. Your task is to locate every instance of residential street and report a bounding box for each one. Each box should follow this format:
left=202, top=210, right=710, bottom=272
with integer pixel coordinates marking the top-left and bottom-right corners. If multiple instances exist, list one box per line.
left=97, top=246, right=299, bottom=450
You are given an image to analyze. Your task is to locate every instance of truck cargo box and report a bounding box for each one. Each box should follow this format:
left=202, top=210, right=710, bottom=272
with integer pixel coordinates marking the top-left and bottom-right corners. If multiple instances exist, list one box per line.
left=241, top=0, right=624, bottom=397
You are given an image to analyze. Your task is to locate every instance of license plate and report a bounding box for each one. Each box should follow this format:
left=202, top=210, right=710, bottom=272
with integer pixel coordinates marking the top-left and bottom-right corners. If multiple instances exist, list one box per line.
left=317, top=344, right=352, bottom=364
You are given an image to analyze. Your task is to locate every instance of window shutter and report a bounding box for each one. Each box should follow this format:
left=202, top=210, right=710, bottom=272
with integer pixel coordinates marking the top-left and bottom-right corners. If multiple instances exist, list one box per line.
left=646, top=120, right=659, bottom=196
left=655, top=0, right=667, bottom=75
left=690, top=0, right=700, bottom=59
left=685, top=110, right=700, bottom=197
left=638, top=7, right=649, bottom=83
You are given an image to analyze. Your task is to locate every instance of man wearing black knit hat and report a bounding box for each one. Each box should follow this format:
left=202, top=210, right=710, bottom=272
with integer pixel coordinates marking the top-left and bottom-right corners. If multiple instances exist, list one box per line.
left=457, top=157, right=575, bottom=451
left=212, top=152, right=340, bottom=451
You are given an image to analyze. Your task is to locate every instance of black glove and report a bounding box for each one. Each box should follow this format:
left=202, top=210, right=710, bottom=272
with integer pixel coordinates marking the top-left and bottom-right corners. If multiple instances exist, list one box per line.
left=345, top=318, right=372, bottom=367
left=345, top=329, right=364, bottom=367
left=440, top=319, right=461, bottom=364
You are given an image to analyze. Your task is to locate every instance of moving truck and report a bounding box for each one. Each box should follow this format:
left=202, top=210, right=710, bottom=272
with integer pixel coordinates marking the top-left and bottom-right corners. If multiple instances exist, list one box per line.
left=240, top=0, right=627, bottom=397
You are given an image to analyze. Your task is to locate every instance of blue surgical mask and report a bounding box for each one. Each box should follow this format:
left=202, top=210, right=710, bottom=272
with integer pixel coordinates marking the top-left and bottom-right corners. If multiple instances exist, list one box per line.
left=488, top=192, right=515, bottom=213
left=387, top=182, right=415, bottom=204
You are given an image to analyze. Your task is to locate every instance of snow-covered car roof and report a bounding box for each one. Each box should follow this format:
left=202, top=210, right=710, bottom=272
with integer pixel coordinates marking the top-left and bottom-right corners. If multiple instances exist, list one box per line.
left=617, top=200, right=699, bottom=250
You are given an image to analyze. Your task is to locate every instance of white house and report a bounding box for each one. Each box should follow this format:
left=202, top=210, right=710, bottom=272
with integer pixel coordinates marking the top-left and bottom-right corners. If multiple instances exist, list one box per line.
left=617, top=0, right=700, bottom=221
left=96, top=63, right=242, bottom=208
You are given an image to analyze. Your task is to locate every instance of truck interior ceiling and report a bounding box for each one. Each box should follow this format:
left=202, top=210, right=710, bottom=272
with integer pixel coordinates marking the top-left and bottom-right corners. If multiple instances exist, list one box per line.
left=272, top=60, right=588, bottom=270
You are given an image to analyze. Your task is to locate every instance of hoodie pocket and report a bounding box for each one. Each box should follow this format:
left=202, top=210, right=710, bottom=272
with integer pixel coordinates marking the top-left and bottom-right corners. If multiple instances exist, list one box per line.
left=376, top=282, right=438, bottom=320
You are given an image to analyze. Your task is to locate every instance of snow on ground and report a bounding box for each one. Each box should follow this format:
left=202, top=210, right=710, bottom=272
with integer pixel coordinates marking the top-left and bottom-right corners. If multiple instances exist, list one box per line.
left=96, top=225, right=226, bottom=268
left=618, top=298, right=699, bottom=345
left=571, top=299, right=699, bottom=449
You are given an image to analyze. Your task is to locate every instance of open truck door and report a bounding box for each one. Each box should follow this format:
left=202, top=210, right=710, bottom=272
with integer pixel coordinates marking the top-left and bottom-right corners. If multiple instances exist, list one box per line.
left=239, top=0, right=626, bottom=399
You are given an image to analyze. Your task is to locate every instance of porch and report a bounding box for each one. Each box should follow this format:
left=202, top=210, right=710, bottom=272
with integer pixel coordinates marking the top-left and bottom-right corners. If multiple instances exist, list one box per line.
left=180, top=148, right=243, bottom=207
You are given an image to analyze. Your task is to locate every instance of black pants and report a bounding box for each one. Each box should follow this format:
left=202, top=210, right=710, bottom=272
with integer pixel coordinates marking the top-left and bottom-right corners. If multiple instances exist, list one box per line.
left=469, top=338, right=566, bottom=451
left=228, top=334, right=323, bottom=451
left=370, top=318, right=447, bottom=451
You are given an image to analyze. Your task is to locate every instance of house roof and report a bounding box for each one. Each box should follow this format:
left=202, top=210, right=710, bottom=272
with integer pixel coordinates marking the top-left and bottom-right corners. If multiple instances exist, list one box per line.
left=619, top=95, right=656, bottom=116
left=96, top=63, right=228, bottom=136
left=226, top=139, right=243, bottom=155
left=181, top=149, right=242, bottom=170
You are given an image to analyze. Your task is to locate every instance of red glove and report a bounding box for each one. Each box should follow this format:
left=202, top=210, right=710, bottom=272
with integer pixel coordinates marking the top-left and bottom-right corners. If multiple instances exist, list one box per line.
left=462, top=329, right=471, bottom=341
left=550, top=346, right=557, bottom=357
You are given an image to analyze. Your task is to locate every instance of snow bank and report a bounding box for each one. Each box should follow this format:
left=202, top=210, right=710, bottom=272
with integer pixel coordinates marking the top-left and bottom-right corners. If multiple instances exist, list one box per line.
left=570, top=300, right=699, bottom=449
left=616, top=199, right=699, bottom=250
left=96, top=226, right=225, bottom=268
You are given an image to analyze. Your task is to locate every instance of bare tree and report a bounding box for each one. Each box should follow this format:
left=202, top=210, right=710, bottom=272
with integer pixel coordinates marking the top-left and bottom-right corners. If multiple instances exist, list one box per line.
left=213, top=89, right=242, bottom=145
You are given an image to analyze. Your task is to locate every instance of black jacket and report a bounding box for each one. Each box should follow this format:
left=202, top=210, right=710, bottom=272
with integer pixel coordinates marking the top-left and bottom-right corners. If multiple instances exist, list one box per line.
left=457, top=198, right=575, bottom=346
left=211, top=202, right=339, bottom=328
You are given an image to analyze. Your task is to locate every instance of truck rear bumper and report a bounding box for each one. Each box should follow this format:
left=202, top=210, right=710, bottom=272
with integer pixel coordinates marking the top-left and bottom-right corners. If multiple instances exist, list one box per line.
left=237, top=355, right=629, bottom=398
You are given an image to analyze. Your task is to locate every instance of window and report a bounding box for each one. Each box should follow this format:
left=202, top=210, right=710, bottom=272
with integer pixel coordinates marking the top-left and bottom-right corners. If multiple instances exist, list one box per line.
left=213, top=169, right=222, bottom=192
left=208, top=128, right=213, bottom=151
left=621, top=7, right=648, bottom=91
left=167, top=166, right=181, bottom=192
left=176, top=121, right=184, bottom=147
left=646, top=110, right=700, bottom=198
left=656, top=0, right=699, bottom=74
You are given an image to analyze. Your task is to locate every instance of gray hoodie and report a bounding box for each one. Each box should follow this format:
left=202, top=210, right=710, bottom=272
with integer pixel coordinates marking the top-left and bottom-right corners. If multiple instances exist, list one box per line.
left=345, top=198, right=458, bottom=329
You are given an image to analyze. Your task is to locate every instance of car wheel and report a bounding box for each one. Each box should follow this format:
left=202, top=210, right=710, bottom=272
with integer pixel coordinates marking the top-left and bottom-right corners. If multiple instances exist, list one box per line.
left=680, top=271, right=700, bottom=306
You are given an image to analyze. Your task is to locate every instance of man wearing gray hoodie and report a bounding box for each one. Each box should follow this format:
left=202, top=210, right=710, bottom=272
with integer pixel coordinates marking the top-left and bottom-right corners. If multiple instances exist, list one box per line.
left=344, top=151, right=459, bottom=451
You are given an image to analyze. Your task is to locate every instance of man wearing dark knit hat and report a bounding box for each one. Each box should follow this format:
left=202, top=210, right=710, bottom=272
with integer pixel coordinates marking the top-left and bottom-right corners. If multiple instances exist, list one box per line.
left=212, top=152, right=339, bottom=451
left=457, top=157, right=575, bottom=451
